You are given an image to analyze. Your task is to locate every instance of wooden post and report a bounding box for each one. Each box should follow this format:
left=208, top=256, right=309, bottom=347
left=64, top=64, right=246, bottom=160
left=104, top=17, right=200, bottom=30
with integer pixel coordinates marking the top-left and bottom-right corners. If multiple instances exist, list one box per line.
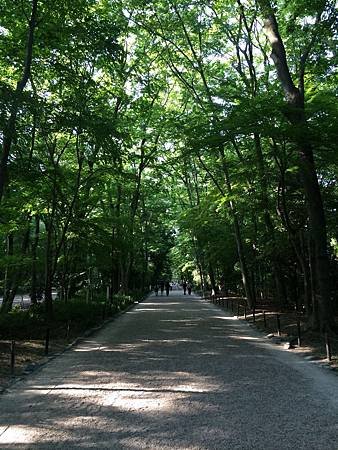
left=263, top=311, right=267, bottom=328
left=325, top=332, right=332, bottom=361
left=276, top=314, right=281, bottom=336
left=45, top=327, right=50, bottom=355
left=10, top=340, right=15, bottom=375
left=297, top=317, right=302, bottom=347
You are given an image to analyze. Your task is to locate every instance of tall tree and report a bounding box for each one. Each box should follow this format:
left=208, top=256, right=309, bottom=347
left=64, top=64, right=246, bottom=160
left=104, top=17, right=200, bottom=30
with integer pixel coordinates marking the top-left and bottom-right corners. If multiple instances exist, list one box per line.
left=258, top=0, right=336, bottom=330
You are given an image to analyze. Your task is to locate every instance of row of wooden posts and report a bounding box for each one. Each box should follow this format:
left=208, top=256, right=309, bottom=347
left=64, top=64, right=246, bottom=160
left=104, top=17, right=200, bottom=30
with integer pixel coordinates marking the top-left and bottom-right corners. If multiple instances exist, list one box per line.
left=8, top=326, right=52, bottom=376
left=6, top=295, right=335, bottom=375
left=207, top=295, right=334, bottom=362
left=7, top=296, right=132, bottom=376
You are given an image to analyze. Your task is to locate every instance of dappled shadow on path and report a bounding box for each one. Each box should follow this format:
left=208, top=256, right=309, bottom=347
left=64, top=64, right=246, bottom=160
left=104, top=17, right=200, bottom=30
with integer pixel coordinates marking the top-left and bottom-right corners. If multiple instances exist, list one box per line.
left=0, top=294, right=337, bottom=449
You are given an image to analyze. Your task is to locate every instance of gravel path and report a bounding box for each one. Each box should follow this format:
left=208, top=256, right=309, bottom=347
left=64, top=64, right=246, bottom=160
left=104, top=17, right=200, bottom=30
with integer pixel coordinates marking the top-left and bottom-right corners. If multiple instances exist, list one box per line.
left=0, top=292, right=337, bottom=449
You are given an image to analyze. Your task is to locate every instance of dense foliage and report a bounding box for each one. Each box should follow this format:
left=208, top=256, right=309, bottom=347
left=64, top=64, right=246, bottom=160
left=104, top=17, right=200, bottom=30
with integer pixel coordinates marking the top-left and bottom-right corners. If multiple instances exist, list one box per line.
left=0, top=0, right=337, bottom=331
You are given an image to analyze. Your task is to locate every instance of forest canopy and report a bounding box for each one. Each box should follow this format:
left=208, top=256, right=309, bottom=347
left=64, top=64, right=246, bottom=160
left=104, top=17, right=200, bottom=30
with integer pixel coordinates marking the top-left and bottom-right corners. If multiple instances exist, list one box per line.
left=0, top=0, right=337, bottom=331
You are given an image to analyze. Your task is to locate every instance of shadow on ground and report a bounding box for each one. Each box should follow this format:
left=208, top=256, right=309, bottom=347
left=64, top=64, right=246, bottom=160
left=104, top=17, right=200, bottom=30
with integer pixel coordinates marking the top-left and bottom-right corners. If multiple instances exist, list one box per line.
left=0, top=294, right=337, bottom=449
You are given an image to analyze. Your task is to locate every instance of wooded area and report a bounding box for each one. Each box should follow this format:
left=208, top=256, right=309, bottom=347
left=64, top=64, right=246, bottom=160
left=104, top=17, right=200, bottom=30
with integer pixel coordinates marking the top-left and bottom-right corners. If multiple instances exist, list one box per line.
left=0, top=0, right=337, bottom=335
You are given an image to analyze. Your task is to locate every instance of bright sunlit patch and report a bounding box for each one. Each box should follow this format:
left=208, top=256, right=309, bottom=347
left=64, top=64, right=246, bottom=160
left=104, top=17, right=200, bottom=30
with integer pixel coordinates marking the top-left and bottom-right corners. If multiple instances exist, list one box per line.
left=77, top=371, right=113, bottom=377
left=138, top=338, right=202, bottom=345
left=0, top=26, right=9, bottom=36
left=171, top=383, right=214, bottom=393
left=228, top=335, right=262, bottom=341
left=0, top=425, right=38, bottom=444
left=75, top=346, right=103, bottom=352
left=211, top=316, right=238, bottom=321
left=132, top=308, right=160, bottom=312
left=146, top=302, right=180, bottom=306
left=102, top=392, right=172, bottom=411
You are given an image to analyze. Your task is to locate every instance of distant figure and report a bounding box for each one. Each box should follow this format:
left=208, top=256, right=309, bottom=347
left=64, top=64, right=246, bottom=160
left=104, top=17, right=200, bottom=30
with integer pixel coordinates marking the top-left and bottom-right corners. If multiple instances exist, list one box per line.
left=182, top=281, right=187, bottom=295
left=154, top=284, right=159, bottom=296
left=165, top=281, right=170, bottom=296
left=160, top=281, right=164, bottom=296
left=187, top=283, right=192, bottom=295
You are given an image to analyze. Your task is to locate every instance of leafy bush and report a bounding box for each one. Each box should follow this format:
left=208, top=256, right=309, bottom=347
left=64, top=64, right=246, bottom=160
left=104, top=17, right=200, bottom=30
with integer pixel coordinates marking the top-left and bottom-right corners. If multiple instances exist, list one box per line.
left=0, top=292, right=139, bottom=340
left=0, top=306, right=45, bottom=339
left=54, top=300, right=103, bottom=328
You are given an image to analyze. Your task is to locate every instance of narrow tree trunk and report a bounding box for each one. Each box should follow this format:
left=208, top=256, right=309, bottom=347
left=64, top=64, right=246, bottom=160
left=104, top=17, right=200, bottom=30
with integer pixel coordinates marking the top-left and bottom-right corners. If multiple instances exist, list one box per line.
left=253, top=133, right=287, bottom=307
left=1, top=224, right=31, bottom=313
left=0, top=0, right=38, bottom=202
left=1, top=234, right=14, bottom=313
left=197, top=262, right=205, bottom=291
left=44, top=215, right=54, bottom=322
left=30, top=215, right=40, bottom=304
left=208, top=264, right=217, bottom=293
left=308, top=236, right=320, bottom=329
left=299, top=231, right=312, bottom=315
left=219, top=147, right=254, bottom=308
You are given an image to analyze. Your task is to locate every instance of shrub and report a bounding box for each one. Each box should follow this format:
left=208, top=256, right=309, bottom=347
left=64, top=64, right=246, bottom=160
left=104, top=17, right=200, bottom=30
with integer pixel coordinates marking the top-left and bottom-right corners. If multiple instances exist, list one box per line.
left=0, top=290, right=142, bottom=340
left=0, top=307, right=45, bottom=339
left=54, top=299, right=104, bottom=330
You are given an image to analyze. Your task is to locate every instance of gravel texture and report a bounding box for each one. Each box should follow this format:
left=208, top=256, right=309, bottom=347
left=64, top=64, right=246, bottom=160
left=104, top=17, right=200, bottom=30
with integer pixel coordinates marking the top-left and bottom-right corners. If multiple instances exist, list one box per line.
left=0, top=291, right=337, bottom=449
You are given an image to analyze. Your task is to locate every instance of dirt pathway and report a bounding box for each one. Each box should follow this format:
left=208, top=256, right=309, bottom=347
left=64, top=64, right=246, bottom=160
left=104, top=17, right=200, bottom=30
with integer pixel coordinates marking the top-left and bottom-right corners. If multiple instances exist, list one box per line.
left=0, top=292, right=337, bottom=449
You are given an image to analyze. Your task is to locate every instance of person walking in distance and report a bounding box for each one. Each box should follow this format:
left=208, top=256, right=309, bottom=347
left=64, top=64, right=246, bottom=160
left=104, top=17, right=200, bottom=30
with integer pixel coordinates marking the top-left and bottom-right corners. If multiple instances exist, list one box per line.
left=154, top=284, right=159, bottom=296
left=165, top=281, right=170, bottom=296
left=160, top=281, right=164, bottom=296
left=182, top=281, right=187, bottom=295
left=187, top=283, right=192, bottom=295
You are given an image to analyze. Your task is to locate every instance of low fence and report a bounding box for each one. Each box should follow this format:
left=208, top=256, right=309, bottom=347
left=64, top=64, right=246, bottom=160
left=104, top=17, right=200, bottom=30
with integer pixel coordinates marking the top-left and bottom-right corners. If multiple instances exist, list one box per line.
left=203, top=293, right=337, bottom=362
left=0, top=295, right=138, bottom=380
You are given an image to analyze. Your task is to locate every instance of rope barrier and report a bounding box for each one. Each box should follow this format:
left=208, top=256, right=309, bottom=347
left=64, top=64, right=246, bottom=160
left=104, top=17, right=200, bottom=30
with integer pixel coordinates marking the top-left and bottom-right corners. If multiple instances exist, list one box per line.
left=203, top=293, right=337, bottom=361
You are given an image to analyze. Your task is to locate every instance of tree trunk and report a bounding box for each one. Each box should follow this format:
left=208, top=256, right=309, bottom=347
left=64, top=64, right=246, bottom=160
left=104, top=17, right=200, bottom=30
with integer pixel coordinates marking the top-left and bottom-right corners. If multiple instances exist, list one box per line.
left=259, top=2, right=335, bottom=330
left=1, top=224, right=31, bottom=313
left=208, top=264, right=217, bottom=293
left=253, top=133, right=287, bottom=307
left=219, top=147, right=255, bottom=308
left=0, top=0, right=38, bottom=202
left=1, top=234, right=14, bottom=313
left=308, top=236, right=320, bottom=329
left=44, top=215, right=54, bottom=322
left=30, top=215, right=40, bottom=304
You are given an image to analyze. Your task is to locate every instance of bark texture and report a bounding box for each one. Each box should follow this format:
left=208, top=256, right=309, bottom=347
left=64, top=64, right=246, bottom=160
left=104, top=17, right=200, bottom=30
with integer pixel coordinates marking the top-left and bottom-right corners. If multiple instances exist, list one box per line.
left=259, top=1, right=334, bottom=330
left=0, top=0, right=38, bottom=202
